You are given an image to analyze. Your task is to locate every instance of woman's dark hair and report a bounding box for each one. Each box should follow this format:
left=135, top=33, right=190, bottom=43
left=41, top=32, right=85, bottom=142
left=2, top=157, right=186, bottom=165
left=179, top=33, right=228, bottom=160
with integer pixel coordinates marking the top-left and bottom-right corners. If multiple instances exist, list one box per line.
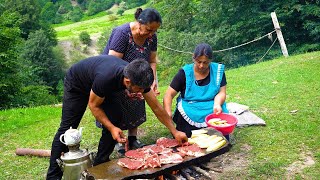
left=193, top=43, right=213, bottom=60
left=134, top=8, right=162, bottom=25
left=123, top=59, right=154, bottom=89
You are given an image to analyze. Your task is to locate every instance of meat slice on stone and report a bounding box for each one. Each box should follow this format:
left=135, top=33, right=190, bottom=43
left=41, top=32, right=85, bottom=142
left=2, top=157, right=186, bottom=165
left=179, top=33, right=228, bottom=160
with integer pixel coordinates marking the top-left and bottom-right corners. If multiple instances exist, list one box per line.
left=143, top=144, right=173, bottom=155
left=156, top=137, right=179, bottom=148
left=176, top=151, right=187, bottom=158
left=159, top=152, right=184, bottom=165
left=158, top=147, right=173, bottom=155
left=125, top=148, right=148, bottom=160
left=143, top=152, right=161, bottom=169
left=177, top=144, right=205, bottom=157
left=117, top=158, right=144, bottom=170
left=142, top=145, right=164, bottom=154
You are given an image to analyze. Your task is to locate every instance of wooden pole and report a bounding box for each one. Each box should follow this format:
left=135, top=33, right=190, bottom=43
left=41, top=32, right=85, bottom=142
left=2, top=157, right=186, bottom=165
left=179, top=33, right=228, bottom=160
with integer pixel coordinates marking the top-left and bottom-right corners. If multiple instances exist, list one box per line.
left=15, top=148, right=51, bottom=157
left=271, top=12, right=289, bottom=57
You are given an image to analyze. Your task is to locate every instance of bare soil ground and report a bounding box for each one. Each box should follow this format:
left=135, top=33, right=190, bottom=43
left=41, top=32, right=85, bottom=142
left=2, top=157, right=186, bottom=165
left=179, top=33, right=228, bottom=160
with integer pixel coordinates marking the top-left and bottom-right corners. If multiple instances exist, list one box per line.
left=285, top=151, right=315, bottom=179
left=202, top=144, right=250, bottom=180
left=58, top=33, right=100, bottom=63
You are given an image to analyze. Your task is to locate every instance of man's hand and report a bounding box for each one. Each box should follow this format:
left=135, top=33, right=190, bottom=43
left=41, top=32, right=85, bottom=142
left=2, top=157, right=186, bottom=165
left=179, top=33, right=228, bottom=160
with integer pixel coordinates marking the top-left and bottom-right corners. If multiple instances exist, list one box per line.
left=110, top=126, right=127, bottom=143
left=172, top=131, right=188, bottom=144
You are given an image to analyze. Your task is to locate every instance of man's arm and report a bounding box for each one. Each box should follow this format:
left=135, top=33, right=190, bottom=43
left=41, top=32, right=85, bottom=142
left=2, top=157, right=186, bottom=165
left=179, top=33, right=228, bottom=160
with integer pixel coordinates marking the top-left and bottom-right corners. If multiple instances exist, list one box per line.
left=88, top=90, right=126, bottom=143
left=143, top=91, right=187, bottom=143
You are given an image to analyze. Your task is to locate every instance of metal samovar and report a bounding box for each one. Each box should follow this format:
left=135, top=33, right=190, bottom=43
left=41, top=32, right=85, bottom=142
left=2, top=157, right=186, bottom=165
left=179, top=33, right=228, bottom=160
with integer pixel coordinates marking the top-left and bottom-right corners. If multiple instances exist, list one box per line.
left=57, top=127, right=94, bottom=180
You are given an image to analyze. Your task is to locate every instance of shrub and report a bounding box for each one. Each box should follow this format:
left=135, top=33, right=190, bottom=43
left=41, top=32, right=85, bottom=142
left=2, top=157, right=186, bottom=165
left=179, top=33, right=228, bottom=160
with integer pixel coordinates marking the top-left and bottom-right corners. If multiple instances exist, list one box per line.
left=108, top=15, right=118, bottom=21
left=106, top=10, right=113, bottom=15
left=97, top=28, right=114, bottom=53
left=81, top=45, right=89, bottom=54
left=15, top=85, right=58, bottom=107
left=117, top=8, right=125, bottom=16
left=56, top=80, right=64, bottom=102
left=79, top=31, right=91, bottom=45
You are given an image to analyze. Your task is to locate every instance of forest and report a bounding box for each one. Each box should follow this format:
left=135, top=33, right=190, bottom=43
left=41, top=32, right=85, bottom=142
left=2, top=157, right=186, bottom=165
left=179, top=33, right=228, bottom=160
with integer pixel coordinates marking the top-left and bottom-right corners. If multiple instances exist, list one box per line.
left=1, top=0, right=319, bottom=109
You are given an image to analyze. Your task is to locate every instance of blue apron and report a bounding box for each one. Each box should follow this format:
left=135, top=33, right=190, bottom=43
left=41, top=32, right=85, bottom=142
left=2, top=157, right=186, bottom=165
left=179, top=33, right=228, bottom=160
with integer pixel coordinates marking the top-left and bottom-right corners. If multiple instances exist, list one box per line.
left=177, top=63, right=228, bottom=128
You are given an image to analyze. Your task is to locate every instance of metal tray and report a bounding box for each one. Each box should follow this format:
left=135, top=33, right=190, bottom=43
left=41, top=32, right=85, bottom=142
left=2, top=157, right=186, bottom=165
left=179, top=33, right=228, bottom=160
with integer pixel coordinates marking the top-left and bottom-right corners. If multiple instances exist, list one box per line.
left=82, top=128, right=231, bottom=180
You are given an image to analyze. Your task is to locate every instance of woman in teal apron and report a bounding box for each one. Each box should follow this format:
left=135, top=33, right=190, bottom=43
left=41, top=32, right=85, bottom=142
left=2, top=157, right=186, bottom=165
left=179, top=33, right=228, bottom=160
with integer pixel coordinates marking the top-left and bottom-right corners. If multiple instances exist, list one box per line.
left=163, top=43, right=229, bottom=139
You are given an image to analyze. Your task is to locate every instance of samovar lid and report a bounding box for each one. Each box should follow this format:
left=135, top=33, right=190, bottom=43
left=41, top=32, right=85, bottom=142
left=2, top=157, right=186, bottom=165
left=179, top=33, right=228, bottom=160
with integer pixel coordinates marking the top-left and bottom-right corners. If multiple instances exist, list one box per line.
left=61, top=148, right=89, bottom=162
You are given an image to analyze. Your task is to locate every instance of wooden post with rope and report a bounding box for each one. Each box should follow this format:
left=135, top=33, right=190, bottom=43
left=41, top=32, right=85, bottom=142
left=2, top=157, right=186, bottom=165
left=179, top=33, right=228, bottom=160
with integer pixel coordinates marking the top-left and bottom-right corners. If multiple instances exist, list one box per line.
left=271, top=12, right=289, bottom=57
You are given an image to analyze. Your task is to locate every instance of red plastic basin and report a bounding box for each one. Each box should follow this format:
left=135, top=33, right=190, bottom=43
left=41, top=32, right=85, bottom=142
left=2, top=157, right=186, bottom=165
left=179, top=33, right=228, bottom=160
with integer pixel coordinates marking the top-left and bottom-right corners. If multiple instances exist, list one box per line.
left=205, top=113, right=238, bottom=135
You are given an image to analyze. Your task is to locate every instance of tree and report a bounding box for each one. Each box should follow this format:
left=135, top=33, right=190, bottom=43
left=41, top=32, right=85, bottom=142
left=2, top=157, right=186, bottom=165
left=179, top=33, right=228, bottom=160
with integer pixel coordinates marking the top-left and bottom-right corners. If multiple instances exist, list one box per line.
left=124, top=0, right=146, bottom=9
left=57, top=0, right=73, bottom=14
left=20, top=29, right=65, bottom=93
left=154, top=0, right=320, bottom=69
left=4, top=0, right=42, bottom=39
left=40, top=2, right=57, bottom=24
left=154, top=0, right=194, bottom=32
left=0, top=11, right=24, bottom=109
left=87, top=0, right=115, bottom=16
left=69, top=6, right=83, bottom=22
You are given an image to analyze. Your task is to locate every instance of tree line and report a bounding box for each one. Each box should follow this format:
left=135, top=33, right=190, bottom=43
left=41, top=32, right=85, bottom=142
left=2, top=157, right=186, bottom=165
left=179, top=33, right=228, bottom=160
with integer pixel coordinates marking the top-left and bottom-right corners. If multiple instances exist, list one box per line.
left=39, top=0, right=146, bottom=24
left=0, top=0, right=147, bottom=109
left=97, top=0, right=320, bottom=84
left=1, top=0, right=319, bottom=109
left=0, top=0, right=66, bottom=109
left=150, top=0, right=320, bottom=82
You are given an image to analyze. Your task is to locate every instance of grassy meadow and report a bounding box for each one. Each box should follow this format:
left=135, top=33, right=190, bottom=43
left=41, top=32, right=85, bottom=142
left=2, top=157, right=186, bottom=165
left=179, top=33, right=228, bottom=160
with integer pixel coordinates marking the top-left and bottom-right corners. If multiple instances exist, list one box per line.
left=54, top=5, right=146, bottom=40
left=0, top=51, right=319, bottom=179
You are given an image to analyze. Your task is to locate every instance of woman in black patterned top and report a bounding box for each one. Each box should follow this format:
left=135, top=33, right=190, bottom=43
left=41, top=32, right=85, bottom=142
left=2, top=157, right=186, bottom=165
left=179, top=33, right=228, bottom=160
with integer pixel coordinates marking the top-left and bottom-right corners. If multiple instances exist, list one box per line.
left=100, top=8, right=161, bottom=152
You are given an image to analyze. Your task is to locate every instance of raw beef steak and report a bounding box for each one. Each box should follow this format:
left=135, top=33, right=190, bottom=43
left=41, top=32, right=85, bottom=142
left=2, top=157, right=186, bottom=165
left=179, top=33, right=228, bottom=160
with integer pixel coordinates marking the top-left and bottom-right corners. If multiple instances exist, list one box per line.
left=159, top=152, right=184, bottom=164
left=177, top=144, right=205, bottom=157
left=156, top=137, right=179, bottom=148
left=125, top=149, right=148, bottom=160
left=117, top=158, right=144, bottom=170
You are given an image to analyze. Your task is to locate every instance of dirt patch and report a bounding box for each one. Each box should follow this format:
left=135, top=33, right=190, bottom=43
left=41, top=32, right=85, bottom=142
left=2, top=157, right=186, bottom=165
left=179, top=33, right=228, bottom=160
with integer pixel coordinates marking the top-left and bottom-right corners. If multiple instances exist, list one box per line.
left=285, top=151, right=315, bottom=178
left=199, top=144, right=250, bottom=179
left=87, top=33, right=100, bottom=56
left=59, top=40, right=73, bottom=62
left=58, top=33, right=100, bottom=63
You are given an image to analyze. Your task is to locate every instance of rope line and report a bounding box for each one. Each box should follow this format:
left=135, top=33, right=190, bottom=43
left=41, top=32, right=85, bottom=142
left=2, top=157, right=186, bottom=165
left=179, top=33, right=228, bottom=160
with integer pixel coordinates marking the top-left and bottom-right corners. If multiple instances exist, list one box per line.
left=158, top=44, right=193, bottom=54
left=256, top=37, right=278, bottom=63
left=158, top=30, right=276, bottom=54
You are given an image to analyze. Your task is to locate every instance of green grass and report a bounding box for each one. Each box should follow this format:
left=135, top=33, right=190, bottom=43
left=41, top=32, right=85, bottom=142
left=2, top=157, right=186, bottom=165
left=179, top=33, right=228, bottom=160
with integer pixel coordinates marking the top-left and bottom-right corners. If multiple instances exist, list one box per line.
left=53, top=4, right=148, bottom=41
left=52, top=10, right=112, bottom=28
left=0, top=51, right=319, bottom=179
left=54, top=14, right=133, bottom=41
left=226, top=52, right=320, bottom=178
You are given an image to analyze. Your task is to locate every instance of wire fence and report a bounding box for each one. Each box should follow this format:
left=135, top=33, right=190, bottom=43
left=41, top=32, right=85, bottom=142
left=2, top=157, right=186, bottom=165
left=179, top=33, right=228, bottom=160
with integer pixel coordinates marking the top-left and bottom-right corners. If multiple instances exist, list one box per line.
left=158, top=30, right=278, bottom=62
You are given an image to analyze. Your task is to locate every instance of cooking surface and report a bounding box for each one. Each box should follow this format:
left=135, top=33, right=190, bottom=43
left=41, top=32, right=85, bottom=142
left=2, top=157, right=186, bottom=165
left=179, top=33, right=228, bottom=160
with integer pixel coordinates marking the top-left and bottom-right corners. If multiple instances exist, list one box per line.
left=84, top=128, right=231, bottom=180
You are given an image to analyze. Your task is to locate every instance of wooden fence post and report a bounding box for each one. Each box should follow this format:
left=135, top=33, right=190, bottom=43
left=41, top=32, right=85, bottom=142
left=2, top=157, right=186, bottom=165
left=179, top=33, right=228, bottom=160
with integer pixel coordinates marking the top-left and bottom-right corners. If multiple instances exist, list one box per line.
left=271, top=12, right=289, bottom=57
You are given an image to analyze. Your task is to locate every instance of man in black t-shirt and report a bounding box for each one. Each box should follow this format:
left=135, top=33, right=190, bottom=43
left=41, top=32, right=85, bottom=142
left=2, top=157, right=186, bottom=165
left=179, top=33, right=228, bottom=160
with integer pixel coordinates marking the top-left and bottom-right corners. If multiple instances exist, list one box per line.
left=46, top=55, right=187, bottom=180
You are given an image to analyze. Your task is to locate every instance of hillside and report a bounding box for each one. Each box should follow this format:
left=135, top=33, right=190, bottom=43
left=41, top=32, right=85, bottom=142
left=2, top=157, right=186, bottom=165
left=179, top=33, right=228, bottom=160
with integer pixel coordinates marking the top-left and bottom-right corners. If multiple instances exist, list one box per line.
left=54, top=5, right=145, bottom=63
left=0, top=51, right=319, bottom=179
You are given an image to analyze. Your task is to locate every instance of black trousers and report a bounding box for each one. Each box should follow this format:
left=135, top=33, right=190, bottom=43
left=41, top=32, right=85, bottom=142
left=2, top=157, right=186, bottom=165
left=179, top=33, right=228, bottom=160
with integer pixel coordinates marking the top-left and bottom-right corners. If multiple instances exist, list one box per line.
left=93, top=127, right=118, bottom=165
left=46, top=77, right=118, bottom=179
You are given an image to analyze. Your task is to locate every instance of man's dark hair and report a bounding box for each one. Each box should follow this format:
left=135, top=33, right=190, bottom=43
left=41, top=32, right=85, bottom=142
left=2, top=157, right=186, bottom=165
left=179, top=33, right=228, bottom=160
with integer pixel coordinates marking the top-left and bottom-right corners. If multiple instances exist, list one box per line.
left=193, top=43, right=213, bottom=60
left=123, top=59, right=154, bottom=89
left=134, top=8, right=162, bottom=25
